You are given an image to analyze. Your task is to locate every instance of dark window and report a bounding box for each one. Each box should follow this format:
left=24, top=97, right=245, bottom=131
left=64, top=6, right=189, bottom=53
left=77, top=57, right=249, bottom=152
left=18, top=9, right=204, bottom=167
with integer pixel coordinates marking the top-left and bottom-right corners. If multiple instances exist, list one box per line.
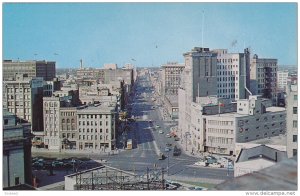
left=293, top=135, right=297, bottom=142
left=15, top=177, right=20, bottom=185
left=293, top=149, right=297, bottom=156
left=4, top=119, right=8, bottom=125
left=293, top=107, right=297, bottom=114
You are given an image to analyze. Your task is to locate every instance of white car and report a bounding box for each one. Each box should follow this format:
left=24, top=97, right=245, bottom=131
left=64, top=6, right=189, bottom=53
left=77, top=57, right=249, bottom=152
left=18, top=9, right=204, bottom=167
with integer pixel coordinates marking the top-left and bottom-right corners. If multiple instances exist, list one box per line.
left=194, top=161, right=207, bottom=167
left=208, top=163, right=222, bottom=168
left=159, top=130, right=164, bottom=134
left=166, top=134, right=171, bottom=138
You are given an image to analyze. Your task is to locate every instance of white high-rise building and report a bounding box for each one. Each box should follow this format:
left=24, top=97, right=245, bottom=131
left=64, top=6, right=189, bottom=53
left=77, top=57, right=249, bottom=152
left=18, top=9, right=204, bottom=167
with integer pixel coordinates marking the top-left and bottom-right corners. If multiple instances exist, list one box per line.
left=286, top=83, right=298, bottom=158
left=277, top=70, right=289, bottom=91
left=212, top=48, right=251, bottom=101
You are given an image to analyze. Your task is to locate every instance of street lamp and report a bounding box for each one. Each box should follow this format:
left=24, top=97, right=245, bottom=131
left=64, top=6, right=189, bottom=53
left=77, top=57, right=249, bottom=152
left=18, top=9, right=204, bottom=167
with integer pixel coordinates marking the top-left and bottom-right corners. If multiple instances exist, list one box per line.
left=185, top=132, right=191, bottom=151
left=167, top=150, right=170, bottom=176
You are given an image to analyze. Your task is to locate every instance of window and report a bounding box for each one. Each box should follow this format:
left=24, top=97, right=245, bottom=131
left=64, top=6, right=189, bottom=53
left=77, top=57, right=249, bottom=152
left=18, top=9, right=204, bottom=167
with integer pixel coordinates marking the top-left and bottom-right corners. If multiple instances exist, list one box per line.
left=293, top=107, right=297, bottom=114
left=293, top=120, right=297, bottom=128
left=4, top=119, right=8, bottom=125
left=293, top=149, right=297, bottom=156
left=294, top=95, right=297, bottom=100
left=15, top=177, right=20, bottom=185
left=293, top=135, right=297, bottom=142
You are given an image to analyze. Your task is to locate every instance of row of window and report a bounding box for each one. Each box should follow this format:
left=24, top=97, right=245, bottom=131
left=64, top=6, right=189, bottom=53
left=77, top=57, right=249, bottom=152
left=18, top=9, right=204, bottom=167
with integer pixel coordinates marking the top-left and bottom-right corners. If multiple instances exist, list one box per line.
left=207, top=128, right=234, bottom=135
left=78, top=114, right=112, bottom=119
left=244, top=130, right=284, bottom=140
left=217, top=77, right=238, bottom=82
left=79, top=128, right=110, bottom=133
left=78, top=120, right=111, bottom=126
left=79, top=135, right=109, bottom=141
left=207, top=136, right=234, bottom=144
left=207, top=120, right=234, bottom=126
left=217, top=59, right=239, bottom=64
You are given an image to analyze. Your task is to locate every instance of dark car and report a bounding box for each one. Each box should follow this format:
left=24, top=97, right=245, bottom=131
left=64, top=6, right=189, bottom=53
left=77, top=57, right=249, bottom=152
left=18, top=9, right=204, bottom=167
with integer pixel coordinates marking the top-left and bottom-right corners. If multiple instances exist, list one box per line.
left=173, top=145, right=181, bottom=156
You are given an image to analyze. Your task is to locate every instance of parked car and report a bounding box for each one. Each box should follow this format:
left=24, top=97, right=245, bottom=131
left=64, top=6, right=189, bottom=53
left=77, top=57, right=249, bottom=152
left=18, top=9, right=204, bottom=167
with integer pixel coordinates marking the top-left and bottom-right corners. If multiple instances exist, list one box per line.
left=155, top=125, right=160, bottom=128
left=194, top=161, right=207, bottom=167
left=166, top=134, right=171, bottom=138
left=166, top=143, right=172, bottom=147
left=208, top=162, right=222, bottom=168
left=159, top=130, right=164, bottom=134
left=52, top=161, right=64, bottom=168
left=165, top=147, right=171, bottom=152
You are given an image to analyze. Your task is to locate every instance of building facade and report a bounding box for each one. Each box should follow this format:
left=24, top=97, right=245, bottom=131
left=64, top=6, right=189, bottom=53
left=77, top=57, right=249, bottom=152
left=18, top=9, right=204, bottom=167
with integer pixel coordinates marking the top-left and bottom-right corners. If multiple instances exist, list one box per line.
left=77, top=103, right=118, bottom=151
left=3, top=74, right=44, bottom=132
left=3, top=60, right=56, bottom=81
left=250, top=54, right=278, bottom=105
left=178, top=47, right=218, bottom=145
left=3, top=110, right=32, bottom=188
left=213, top=48, right=251, bottom=100
left=286, top=84, right=298, bottom=158
left=277, top=70, right=289, bottom=91
left=161, top=62, right=185, bottom=95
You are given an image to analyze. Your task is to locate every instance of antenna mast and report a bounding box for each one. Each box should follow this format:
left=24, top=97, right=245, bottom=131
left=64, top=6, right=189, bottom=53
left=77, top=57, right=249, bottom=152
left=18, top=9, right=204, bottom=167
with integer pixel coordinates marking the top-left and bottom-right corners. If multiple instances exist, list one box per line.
left=202, top=10, right=204, bottom=47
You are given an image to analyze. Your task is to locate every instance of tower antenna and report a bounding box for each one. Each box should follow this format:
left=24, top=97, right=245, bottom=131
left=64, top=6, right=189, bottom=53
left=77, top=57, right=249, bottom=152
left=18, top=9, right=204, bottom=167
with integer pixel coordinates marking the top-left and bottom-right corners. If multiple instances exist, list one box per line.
left=202, top=10, right=204, bottom=47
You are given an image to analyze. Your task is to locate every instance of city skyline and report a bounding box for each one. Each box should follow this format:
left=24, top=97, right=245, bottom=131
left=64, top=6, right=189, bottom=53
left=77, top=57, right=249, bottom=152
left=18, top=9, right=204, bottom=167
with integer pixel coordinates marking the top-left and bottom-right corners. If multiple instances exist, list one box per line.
left=3, top=2, right=297, bottom=68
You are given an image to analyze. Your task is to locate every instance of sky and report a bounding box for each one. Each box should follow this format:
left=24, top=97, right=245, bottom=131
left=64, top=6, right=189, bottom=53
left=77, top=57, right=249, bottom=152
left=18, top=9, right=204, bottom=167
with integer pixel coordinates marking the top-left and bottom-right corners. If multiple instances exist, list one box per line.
left=3, top=2, right=298, bottom=68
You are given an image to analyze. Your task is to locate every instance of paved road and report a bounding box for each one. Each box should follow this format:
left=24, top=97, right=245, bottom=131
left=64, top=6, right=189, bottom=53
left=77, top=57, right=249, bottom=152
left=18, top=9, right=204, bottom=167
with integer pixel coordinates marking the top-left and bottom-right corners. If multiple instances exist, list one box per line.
left=89, top=73, right=234, bottom=183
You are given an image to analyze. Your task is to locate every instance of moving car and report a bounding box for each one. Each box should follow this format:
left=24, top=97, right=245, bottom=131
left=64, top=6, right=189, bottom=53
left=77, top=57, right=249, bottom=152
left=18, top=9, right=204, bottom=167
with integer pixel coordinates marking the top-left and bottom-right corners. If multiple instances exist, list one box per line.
left=158, top=152, right=165, bottom=160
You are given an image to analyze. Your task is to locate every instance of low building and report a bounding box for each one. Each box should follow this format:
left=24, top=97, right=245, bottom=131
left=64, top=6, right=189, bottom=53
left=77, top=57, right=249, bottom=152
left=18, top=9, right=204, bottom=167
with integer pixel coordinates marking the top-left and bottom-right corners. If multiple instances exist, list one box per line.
left=3, top=110, right=32, bottom=188
left=77, top=103, right=118, bottom=151
left=234, top=145, right=287, bottom=177
left=184, top=95, right=286, bottom=155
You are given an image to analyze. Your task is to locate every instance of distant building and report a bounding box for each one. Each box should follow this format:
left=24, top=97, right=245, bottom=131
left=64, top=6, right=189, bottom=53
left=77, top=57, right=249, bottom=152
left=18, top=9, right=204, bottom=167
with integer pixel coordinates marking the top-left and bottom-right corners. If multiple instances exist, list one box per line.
left=250, top=54, right=278, bottom=105
left=3, top=74, right=44, bottom=133
left=286, top=83, right=298, bottom=158
left=277, top=70, right=289, bottom=91
left=161, top=62, right=185, bottom=95
left=3, top=110, right=32, bottom=188
left=104, top=63, right=118, bottom=70
left=3, top=60, right=56, bottom=81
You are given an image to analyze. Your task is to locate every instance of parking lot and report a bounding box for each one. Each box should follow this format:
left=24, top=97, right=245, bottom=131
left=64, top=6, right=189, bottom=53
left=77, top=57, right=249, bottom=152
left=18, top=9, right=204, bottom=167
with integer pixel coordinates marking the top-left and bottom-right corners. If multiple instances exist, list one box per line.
left=32, top=156, right=102, bottom=187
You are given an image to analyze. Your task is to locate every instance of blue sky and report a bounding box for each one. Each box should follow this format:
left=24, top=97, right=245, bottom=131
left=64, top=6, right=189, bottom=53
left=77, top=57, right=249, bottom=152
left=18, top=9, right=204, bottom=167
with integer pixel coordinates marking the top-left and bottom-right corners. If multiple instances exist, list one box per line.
left=3, top=3, right=297, bottom=68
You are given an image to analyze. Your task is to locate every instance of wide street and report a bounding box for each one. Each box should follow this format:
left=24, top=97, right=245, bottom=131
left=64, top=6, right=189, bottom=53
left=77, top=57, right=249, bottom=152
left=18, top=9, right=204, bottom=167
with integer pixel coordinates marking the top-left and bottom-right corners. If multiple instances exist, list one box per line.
left=89, top=71, right=234, bottom=183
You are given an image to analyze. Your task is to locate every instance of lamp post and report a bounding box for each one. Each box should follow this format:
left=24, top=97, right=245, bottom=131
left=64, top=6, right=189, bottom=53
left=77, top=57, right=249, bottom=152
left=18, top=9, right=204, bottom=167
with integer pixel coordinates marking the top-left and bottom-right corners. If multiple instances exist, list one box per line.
left=167, top=150, right=170, bottom=176
left=185, top=132, right=191, bottom=151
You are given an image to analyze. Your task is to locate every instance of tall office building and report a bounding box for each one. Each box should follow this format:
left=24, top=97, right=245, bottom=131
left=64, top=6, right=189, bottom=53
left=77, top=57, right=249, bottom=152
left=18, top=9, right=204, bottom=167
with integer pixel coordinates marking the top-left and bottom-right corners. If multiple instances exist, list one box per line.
left=250, top=54, right=278, bottom=105
left=3, top=110, right=32, bottom=188
left=286, top=83, right=298, bottom=158
left=178, top=47, right=218, bottom=140
left=3, top=74, right=44, bottom=132
left=213, top=48, right=251, bottom=100
left=3, top=60, right=56, bottom=81
left=161, top=62, right=185, bottom=95
left=277, top=70, right=289, bottom=91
